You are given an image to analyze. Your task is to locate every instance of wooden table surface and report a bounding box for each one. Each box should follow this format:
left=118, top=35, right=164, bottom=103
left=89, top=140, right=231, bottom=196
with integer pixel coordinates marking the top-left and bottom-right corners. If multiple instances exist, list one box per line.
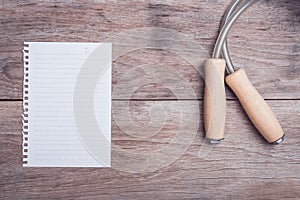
left=1, top=0, right=300, bottom=199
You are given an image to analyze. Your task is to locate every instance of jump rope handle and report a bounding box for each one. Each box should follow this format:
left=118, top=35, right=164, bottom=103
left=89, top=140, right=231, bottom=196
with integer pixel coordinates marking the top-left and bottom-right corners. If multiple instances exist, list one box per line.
left=226, top=69, right=285, bottom=143
left=204, top=59, right=226, bottom=143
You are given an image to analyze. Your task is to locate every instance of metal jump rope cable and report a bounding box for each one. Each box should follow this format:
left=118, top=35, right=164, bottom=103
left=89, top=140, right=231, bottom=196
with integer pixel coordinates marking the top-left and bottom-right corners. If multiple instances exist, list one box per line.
left=204, top=0, right=285, bottom=144
left=220, top=0, right=244, bottom=74
left=213, top=0, right=256, bottom=69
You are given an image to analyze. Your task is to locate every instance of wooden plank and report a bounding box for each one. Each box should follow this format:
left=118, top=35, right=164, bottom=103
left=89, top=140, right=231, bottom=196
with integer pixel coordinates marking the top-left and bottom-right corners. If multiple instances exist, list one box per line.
left=0, top=100, right=22, bottom=135
left=0, top=0, right=299, bottom=99
left=1, top=100, right=299, bottom=199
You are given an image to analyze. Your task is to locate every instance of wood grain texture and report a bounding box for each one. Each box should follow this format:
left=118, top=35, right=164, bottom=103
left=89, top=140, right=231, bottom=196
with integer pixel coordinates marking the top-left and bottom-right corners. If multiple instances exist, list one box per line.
left=0, top=0, right=299, bottom=99
left=1, top=101, right=300, bottom=199
left=1, top=0, right=300, bottom=199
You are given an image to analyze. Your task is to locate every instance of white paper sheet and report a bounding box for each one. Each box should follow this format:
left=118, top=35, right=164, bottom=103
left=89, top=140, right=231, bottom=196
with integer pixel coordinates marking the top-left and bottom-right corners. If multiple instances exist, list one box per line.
left=22, top=42, right=111, bottom=167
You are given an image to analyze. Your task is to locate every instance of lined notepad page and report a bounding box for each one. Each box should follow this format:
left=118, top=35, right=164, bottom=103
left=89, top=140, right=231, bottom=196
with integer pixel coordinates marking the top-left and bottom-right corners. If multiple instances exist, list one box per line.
left=23, top=42, right=111, bottom=167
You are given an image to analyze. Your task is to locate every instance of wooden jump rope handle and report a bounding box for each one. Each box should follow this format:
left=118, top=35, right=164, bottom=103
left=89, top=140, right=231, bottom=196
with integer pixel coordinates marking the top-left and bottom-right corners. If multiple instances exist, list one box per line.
left=204, top=59, right=226, bottom=142
left=226, top=69, right=285, bottom=143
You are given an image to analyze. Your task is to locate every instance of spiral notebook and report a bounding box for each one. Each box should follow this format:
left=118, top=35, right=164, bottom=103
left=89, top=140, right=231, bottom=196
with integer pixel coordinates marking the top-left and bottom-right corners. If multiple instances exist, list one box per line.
left=22, top=42, right=111, bottom=167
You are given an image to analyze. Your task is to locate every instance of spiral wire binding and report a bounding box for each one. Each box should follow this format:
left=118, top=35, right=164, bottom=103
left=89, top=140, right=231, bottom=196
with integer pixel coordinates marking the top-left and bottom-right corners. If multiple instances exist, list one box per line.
left=22, top=42, right=29, bottom=166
